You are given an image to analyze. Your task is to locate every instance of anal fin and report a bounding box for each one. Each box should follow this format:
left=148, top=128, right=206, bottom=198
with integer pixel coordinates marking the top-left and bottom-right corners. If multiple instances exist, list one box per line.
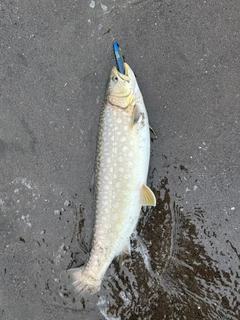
left=141, top=184, right=156, bottom=206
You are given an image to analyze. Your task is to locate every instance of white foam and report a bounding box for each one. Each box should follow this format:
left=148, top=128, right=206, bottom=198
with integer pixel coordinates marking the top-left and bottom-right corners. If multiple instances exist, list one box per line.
left=89, top=0, right=95, bottom=8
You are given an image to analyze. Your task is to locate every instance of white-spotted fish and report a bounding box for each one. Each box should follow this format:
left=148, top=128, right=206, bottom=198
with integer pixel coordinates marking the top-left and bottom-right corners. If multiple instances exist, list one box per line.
left=66, top=62, right=156, bottom=294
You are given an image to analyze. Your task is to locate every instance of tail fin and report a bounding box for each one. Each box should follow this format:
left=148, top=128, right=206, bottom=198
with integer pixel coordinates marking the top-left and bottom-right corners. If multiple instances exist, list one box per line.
left=64, top=267, right=102, bottom=295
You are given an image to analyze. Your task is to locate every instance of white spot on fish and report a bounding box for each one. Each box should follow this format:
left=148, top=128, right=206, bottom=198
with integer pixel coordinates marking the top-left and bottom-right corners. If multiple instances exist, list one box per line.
left=123, top=125, right=128, bottom=131
left=106, top=158, right=111, bottom=164
left=89, top=0, right=95, bottom=8
left=119, top=167, right=124, bottom=172
left=114, top=202, right=119, bottom=209
left=122, top=146, right=128, bottom=152
left=112, top=214, right=119, bottom=221
left=120, top=137, right=126, bottom=142
left=116, top=118, right=122, bottom=124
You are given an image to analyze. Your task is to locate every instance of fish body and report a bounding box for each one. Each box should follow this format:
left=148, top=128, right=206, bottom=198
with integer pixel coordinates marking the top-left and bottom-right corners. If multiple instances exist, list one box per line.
left=67, top=63, right=156, bottom=293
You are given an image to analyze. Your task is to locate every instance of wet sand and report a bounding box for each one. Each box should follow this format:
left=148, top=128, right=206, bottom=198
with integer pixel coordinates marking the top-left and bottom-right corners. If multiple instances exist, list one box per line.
left=1, top=1, right=239, bottom=319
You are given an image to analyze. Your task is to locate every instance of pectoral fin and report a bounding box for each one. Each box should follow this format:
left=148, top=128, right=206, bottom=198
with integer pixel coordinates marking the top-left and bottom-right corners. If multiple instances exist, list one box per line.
left=132, top=104, right=141, bottom=125
left=141, top=184, right=156, bottom=206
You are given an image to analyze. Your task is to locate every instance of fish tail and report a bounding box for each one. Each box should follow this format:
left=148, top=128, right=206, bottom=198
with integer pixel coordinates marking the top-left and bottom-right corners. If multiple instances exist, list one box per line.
left=65, top=267, right=101, bottom=294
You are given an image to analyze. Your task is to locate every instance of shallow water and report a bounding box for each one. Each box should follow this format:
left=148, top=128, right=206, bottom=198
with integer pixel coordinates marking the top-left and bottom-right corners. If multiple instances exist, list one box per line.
left=35, top=166, right=240, bottom=320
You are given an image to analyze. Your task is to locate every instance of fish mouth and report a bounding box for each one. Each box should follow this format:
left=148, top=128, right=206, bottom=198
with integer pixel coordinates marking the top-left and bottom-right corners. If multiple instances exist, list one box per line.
left=110, top=63, right=130, bottom=82
left=116, top=63, right=130, bottom=82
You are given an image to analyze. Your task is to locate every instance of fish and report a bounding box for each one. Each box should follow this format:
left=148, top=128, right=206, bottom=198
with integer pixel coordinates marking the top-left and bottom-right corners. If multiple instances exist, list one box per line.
left=66, top=62, right=156, bottom=294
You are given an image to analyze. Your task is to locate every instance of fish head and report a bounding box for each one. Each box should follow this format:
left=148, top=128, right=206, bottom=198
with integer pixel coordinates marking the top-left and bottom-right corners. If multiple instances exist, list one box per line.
left=106, top=63, right=139, bottom=109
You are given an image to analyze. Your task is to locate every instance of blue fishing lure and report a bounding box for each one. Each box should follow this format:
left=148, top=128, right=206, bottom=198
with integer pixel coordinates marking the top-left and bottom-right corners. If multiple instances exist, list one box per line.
left=113, top=41, right=125, bottom=74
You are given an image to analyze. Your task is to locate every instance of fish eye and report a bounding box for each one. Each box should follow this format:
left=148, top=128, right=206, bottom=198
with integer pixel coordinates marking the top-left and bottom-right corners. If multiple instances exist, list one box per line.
left=112, top=76, right=118, bottom=83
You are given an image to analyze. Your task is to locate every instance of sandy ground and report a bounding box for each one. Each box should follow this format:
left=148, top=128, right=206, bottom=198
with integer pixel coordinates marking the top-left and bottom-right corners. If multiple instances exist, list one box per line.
left=1, top=1, right=239, bottom=319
